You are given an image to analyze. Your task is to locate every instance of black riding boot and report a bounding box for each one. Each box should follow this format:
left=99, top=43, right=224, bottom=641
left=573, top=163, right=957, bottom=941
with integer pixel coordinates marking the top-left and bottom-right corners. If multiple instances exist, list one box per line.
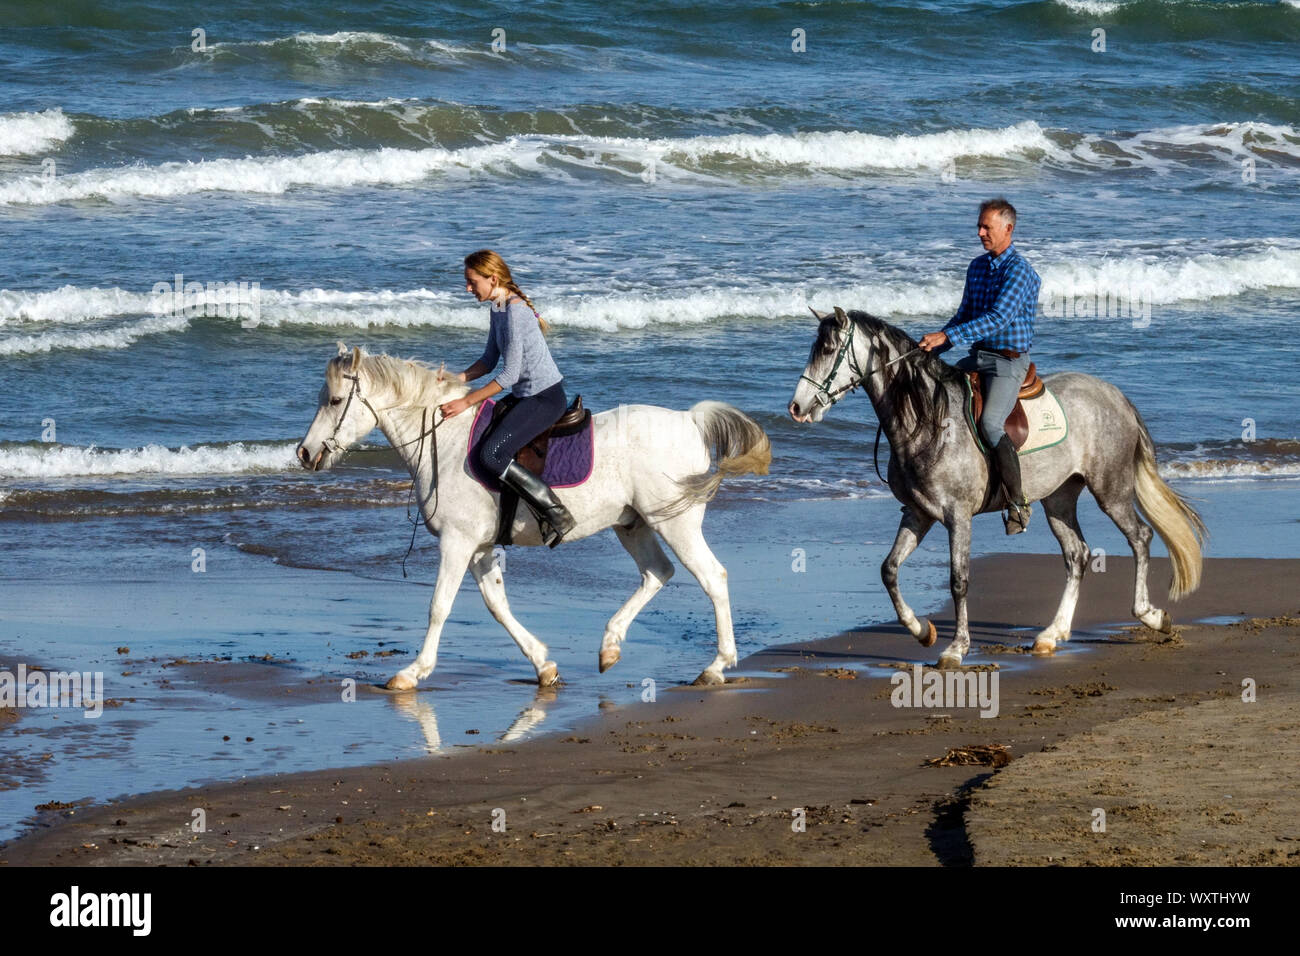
left=500, top=461, right=577, bottom=549
left=993, top=435, right=1031, bottom=535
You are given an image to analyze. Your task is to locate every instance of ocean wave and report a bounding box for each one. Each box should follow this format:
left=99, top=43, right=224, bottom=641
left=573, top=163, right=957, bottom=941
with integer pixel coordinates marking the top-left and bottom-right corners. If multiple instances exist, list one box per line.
left=0, top=478, right=412, bottom=519
left=0, top=141, right=520, bottom=206
left=1037, top=245, right=1300, bottom=311
left=1039, top=0, right=1300, bottom=40
left=3, top=242, right=1299, bottom=352
left=1161, top=459, right=1300, bottom=480
left=1068, top=121, right=1300, bottom=177
left=0, top=441, right=298, bottom=479
left=0, top=109, right=75, bottom=156
left=1054, top=0, right=1125, bottom=14
left=54, top=98, right=795, bottom=159
left=203, top=31, right=503, bottom=69
left=4, top=118, right=1297, bottom=206
left=0, top=313, right=191, bottom=355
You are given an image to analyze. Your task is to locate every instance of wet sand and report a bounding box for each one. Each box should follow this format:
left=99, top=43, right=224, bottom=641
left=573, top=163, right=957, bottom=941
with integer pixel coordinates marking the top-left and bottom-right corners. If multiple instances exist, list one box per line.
left=3, top=553, right=1296, bottom=867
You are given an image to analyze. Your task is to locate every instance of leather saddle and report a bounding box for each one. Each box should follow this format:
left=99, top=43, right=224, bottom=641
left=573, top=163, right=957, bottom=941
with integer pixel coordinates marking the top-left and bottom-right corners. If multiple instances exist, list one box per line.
left=967, top=363, right=1044, bottom=450
left=487, top=395, right=590, bottom=545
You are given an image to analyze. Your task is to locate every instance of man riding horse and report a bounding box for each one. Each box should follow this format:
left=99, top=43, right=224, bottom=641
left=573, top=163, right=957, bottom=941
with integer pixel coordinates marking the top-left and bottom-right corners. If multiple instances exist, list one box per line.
left=919, top=197, right=1041, bottom=534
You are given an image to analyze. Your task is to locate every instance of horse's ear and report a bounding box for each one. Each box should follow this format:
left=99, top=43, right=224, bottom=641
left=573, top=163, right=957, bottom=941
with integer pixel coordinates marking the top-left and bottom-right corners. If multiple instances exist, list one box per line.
left=349, top=345, right=362, bottom=372
left=809, top=306, right=826, bottom=321
left=435, top=361, right=446, bottom=381
left=833, top=306, right=848, bottom=324
left=336, top=341, right=348, bottom=357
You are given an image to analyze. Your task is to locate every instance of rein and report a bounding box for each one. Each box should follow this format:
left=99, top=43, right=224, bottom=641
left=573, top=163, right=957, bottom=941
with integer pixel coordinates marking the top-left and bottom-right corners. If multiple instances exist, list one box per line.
left=327, top=370, right=445, bottom=578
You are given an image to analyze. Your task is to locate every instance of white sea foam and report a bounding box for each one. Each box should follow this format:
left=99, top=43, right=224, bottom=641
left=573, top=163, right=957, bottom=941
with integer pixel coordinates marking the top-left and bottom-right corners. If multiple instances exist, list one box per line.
left=1160, top=459, right=1300, bottom=480
left=0, top=442, right=298, bottom=479
left=0, top=122, right=1057, bottom=206
left=1055, top=0, right=1125, bottom=15
left=206, top=31, right=483, bottom=63
left=0, top=142, right=519, bottom=206
left=585, top=121, right=1063, bottom=172
left=0, top=108, right=75, bottom=156
left=0, top=314, right=191, bottom=355
left=3, top=242, right=1298, bottom=353
left=1079, top=121, right=1300, bottom=174
left=5, top=119, right=1296, bottom=206
left=1038, top=246, right=1300, bottom=310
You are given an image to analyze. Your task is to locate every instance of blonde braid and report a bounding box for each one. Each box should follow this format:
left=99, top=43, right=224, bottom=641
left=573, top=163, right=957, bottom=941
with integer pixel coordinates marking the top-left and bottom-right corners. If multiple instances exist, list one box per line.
left=506, top=280, right=549, bottom=335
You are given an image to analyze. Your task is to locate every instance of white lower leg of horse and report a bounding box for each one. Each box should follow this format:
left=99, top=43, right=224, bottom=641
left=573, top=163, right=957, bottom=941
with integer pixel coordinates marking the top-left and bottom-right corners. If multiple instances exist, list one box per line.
left=470, top=549, right=553, bottom=680
left=938, top=517, right=972, bottom=668
left=391, top=536, right=474, bottom=689
left=601, top=523, right=675, bottom=672
left=1102, top=497, right=1170, bottom=632
left=883, top=510, right=934, bottom=639
left=1035, top=498, right=1087, bottom=652
left=656, top=515, right=736, bottom=683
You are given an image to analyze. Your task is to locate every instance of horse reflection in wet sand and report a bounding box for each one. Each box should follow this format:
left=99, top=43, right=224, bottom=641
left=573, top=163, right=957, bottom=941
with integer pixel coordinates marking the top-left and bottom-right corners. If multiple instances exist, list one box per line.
left=297, top=344, right=771, bottom=689
left=790, top=308, right=1205, bottom=667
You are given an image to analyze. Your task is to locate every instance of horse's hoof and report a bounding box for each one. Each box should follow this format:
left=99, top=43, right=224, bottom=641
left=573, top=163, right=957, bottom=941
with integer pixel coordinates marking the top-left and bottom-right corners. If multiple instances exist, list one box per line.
left=598, top=647, right=620, bottom=673
left=918, top=619, right=937, bottom=648
left=692, top=669, right=725, bottom=686
left=936, top=651, right=963, bottom=669
left=386, top=672, right=418, bottom=691
left=1031, top=639, right=1056, bottom=655
left=1158, top=610, right=1173, bottom=633
left=538, top=661, right=559, bottom=687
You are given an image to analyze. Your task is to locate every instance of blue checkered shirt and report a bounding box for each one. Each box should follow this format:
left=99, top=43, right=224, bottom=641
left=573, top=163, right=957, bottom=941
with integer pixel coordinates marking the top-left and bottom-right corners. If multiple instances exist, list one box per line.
left=942, top=242, right=1040, bottom=352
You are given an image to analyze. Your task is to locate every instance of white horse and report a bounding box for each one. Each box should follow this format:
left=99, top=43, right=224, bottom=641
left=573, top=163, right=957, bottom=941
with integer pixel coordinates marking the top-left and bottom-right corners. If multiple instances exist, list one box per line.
left=296, top=344, right=771, bottom=689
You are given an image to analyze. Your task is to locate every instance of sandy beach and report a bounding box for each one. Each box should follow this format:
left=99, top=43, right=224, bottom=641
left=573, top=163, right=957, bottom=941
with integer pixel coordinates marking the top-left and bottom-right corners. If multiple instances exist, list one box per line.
left=3, top=551, right=1296, bottom=867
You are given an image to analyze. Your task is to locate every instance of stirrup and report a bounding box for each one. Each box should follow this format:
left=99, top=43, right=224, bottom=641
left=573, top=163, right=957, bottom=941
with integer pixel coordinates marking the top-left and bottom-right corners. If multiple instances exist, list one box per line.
left=537, top=515, right=566, bottom=549
left=1003, top=500, right=1031, bottom=535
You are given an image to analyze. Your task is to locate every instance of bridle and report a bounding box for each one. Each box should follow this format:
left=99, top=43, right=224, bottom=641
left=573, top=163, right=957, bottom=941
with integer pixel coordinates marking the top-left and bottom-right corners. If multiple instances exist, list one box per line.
left=797, top=317, right=929, bottom=484
left=798, top=318, right=873, bottom=409
left=323, top=367, right=445, bottom=577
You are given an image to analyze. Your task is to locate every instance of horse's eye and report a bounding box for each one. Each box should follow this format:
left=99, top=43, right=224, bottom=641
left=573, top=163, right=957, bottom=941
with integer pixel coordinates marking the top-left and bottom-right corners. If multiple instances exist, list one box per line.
left=330, top=397, right=342, bottom=406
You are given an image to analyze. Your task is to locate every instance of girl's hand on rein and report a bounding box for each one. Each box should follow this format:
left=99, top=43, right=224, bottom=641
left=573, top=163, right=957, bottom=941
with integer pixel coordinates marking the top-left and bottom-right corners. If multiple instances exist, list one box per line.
left=440, top=398, right=470, bottom=418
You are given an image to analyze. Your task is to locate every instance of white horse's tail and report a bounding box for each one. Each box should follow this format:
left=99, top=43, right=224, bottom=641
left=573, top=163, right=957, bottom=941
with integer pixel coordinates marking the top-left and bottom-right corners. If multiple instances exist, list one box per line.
left=1131, top=406, right=1207, bottom=600
left=654, top=401, right=771, bottom=518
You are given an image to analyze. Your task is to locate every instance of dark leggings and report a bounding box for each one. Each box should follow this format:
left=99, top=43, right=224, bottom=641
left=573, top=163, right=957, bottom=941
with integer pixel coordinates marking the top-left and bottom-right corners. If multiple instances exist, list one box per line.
left=479, top=380, right=567, bottom=477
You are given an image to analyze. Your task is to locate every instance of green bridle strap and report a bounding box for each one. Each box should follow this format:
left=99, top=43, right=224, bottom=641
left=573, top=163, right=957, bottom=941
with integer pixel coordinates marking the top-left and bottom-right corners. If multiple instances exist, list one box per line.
left=799, top=318, right=868, bottom=408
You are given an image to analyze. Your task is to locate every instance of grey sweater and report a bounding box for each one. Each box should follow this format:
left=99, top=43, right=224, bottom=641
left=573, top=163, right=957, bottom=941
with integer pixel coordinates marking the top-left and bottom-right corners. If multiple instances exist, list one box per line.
left=477, top=298, right=562, bottom=397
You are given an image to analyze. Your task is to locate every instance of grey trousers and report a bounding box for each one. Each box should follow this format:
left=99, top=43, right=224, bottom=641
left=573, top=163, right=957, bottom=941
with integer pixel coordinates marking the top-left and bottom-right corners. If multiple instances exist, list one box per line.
left=956, top=348, right=1031, bottom=448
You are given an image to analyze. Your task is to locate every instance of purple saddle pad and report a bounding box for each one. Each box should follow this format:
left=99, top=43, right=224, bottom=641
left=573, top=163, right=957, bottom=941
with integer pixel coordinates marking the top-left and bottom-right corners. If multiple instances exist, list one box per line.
left=467, top=399, right=595, bottom=492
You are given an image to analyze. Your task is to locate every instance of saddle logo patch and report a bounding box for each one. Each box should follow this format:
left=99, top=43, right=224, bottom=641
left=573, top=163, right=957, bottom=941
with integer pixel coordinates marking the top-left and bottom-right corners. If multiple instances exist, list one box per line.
left=1019, top=389, right=1069, bottom=454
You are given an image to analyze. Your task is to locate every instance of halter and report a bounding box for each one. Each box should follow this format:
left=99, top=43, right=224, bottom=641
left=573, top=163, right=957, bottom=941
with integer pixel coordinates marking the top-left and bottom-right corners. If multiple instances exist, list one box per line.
left=799, top=318, right=870, bottom=408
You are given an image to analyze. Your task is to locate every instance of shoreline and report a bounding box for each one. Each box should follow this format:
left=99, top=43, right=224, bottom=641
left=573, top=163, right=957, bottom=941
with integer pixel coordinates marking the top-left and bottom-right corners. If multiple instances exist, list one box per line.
left=3, top=552, right=1296, bottom=866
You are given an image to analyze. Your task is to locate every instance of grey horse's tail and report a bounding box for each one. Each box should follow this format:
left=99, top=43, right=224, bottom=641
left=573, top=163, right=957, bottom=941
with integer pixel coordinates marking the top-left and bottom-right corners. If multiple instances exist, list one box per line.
left=654, top=402, right=771, bottom=518
left=1131, top=404, right=1207, bottom=600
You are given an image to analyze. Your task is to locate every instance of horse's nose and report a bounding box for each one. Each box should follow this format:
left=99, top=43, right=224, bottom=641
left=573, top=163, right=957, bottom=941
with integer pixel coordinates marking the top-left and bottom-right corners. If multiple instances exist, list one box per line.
left=788, top=400, right=801, bottom=420
left=297, top=444, right=311, bottom=468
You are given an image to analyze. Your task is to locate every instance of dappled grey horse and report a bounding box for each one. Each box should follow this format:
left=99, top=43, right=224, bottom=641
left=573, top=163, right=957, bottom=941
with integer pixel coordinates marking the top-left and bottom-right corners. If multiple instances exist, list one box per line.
left=789, top=308, right=1205, bottom=667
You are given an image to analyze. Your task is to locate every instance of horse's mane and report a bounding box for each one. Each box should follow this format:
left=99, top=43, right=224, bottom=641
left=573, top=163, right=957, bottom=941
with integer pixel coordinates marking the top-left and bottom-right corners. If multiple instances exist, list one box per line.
left=836, top=310, right=964, bottom=439
left=328, top=352, right=470, bottom=407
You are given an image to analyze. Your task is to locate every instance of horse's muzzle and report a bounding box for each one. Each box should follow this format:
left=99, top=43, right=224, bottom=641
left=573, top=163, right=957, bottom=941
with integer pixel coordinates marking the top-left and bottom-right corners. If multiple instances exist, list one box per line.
left=297, top=444, right=326, bottom=471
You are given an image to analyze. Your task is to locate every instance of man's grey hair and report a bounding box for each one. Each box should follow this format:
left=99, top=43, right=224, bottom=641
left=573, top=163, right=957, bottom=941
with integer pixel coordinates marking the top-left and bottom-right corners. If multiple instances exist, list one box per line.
left=979, top=197, right=1017, bottom=227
